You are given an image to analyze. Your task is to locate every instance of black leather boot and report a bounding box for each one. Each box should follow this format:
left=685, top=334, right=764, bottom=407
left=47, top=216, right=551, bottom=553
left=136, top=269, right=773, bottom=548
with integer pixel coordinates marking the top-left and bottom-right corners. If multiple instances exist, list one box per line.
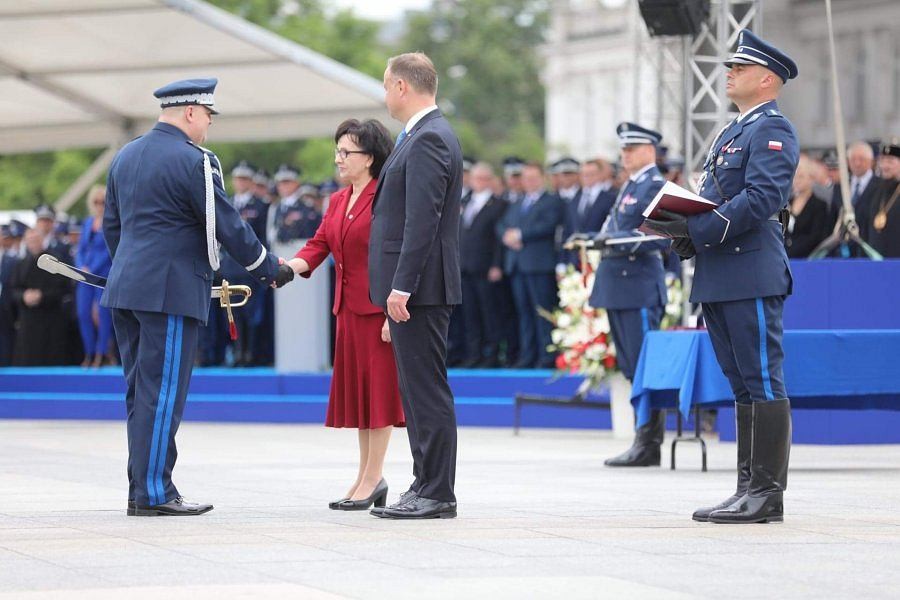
left=604, top=410, right=665, bottom=467
left=693, top=403, right=752, bottom=522
left=709, top=399, right=791, bottom=524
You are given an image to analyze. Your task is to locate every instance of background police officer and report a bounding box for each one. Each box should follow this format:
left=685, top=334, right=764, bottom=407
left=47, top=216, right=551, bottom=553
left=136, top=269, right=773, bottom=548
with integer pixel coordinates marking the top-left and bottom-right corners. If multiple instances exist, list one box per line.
left=587, top=123, right=670, bottom=468
left=646, top=30, right=800, bottom=524
left=102, top=78, right=294, bottom=516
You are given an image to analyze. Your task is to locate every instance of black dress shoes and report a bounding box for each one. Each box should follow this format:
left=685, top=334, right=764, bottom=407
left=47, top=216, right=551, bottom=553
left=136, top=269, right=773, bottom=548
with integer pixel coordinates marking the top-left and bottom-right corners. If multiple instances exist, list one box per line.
left=132, top=497, right=214, bottom=517
left=336, top=479, right=388, bottom=511
left=378, top=496, right=457, bottom=520
left=371, top=488, right=417, bottom=517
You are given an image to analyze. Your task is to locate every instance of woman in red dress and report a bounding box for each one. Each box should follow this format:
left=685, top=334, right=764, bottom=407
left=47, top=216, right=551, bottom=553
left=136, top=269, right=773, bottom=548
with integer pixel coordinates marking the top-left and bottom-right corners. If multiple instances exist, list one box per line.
left=288, top=119, right=402, bottom=511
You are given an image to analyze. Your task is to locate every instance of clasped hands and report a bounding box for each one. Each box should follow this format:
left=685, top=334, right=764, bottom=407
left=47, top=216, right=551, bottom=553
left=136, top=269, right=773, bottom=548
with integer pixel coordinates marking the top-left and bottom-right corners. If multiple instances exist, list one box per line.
left=270, top=258, right=295, bottom=289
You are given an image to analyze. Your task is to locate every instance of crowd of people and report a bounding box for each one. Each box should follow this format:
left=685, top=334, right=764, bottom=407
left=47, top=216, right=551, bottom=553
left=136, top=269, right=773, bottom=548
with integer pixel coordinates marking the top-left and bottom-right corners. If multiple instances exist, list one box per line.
left=1, top=136, right=898, bottom=369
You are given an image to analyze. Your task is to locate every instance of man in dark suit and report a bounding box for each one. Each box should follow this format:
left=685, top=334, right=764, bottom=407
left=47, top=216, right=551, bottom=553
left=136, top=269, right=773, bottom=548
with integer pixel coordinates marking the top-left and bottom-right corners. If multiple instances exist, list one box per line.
left=459, top=162, right=508, bottom=367
left=368, top=53, right=462, bottom=520
left=831, top=141, right=881, bottom=247
left=497, top=162, right=564, bottom=368
left=102, top=78, right=294, bottom=517
left=561, top=158, right=618, bottom=265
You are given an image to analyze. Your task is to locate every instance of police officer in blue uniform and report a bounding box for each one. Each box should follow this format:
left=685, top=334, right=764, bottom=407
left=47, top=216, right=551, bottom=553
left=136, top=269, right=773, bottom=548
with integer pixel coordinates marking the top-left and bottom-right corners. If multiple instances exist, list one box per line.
left=645, top=30, right=799, bottom=524
left=219, top=160, right=270, bottom=366
left=272, top=164, right=321, bottom=243
left=102, top=78, right=294, bottom=516
left=586, top=123, right=670, bottom=467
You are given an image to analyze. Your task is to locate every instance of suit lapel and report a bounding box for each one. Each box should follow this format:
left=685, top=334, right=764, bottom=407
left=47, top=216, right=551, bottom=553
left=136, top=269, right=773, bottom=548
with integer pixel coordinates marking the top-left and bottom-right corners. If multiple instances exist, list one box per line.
left=342, top=179, right=376, bottom=245
left=374, top=109, right=444, bottom=204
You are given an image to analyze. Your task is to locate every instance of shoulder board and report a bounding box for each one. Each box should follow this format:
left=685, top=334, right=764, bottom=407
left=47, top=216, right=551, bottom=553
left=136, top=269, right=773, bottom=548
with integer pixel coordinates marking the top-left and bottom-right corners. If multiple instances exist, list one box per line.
left=652, top=175, right=665, bottom=182
left=636, top=174, right=648, bottom=184
left=747, top=112, right=763, bottom=123
left=765, top=109, right=783, bottom=118
left=186, top=140, right=217, bottom=156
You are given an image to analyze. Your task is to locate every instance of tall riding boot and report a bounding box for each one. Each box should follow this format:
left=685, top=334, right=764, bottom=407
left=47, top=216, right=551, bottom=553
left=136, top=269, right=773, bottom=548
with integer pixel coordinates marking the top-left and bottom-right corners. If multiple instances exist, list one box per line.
left=604, top=410, right=665, bottom=467
left=709, top=399, right=791, bottom=524
left=692, top=402, right=752, bottom=522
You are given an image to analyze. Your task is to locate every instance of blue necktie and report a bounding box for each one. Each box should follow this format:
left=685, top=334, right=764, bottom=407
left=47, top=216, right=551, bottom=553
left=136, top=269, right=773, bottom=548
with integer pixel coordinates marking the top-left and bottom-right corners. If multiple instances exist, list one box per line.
left=395, top=130, right=407, bottom=148
left=851, top=180, right=861, bottom=206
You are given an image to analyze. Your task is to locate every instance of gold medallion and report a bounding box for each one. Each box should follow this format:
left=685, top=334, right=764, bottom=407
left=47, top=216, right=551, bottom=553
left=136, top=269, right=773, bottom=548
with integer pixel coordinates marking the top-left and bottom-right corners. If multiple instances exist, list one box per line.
left=874, top=211, right=887, bottom=231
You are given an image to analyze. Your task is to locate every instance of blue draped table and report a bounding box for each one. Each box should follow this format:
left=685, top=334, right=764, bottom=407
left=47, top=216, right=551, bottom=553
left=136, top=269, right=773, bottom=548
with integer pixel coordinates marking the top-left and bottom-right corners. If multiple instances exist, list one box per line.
left=631, top=330, right=900, bottom=428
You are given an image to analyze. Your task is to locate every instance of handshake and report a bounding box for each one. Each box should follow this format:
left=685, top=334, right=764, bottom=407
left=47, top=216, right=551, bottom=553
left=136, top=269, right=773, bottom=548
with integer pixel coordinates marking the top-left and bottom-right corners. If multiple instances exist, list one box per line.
left=272, top=259, right=295, bottom=289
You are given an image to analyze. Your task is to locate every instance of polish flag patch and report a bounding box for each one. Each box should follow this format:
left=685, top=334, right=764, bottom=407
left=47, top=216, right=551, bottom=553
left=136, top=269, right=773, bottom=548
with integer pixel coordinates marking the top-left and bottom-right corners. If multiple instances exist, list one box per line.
left=768, top=140, right=783, bottom=151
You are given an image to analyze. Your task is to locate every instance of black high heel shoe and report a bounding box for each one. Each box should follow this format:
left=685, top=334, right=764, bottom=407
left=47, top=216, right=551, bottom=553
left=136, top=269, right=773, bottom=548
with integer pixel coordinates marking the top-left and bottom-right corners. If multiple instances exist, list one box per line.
left=328, top=497, right=349, bottom=510
left=336, top=479, right=388, bottom=511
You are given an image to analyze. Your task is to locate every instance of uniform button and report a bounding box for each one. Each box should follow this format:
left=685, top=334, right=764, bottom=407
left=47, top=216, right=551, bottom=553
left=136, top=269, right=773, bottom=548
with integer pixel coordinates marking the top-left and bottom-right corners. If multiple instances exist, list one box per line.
left=342, top=278, right=348, bottom=284
left=348, top=214, right=354, bottom=219
left=621, top=270, right=627, bottom=276
left=339, top=263, right=343, bottom=269
left=704, top=243, right=711, bottom=248
left=735, top=246, right=741, bottom=252
left=259, top=276, right=266, bottom=281
left=628, top=255, right=636, bottom=261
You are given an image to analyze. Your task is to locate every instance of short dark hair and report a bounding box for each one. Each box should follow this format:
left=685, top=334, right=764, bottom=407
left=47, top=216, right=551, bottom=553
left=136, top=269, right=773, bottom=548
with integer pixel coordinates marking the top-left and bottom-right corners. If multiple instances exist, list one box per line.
left=387, top=52, right=438, bottom=96
left=334, top=118, right=393, bottom=179
left=523, top=161, right=544, bottom=175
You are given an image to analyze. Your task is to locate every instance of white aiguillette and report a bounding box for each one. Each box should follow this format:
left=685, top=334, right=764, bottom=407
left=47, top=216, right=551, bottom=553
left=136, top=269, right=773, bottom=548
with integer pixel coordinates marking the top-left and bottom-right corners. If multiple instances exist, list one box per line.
left=639, top=181, right=718, bottom=237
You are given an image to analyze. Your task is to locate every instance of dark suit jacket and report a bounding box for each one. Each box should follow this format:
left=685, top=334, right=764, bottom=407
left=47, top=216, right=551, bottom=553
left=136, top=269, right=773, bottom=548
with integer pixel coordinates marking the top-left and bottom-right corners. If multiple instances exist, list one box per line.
left=497, top=191, right=564, bottom=275
left=297, top=180, right=383, bottom=316
left=785, top=192, right=831, bottom=258
left=460, top=194, right=507, bottom=275
left=368, top=109, right=463, bottom=307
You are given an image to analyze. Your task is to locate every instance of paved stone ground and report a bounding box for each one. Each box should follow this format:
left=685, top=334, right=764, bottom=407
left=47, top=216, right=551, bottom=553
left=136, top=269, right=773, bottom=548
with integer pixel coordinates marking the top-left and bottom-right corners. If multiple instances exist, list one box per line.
left=0, top=420, right=898, bottom=599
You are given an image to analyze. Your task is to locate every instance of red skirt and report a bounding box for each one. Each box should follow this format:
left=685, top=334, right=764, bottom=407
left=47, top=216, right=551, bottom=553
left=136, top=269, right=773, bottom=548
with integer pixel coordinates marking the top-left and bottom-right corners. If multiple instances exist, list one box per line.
left=327, top=308, right=405, bottom=429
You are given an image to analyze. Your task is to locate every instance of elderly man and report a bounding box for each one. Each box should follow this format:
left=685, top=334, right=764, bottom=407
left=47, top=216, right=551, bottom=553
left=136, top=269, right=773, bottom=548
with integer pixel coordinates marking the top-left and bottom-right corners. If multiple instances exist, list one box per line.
left=102, top=78, right=294, bottom=517
left=646, top=29, right=800, bottom=524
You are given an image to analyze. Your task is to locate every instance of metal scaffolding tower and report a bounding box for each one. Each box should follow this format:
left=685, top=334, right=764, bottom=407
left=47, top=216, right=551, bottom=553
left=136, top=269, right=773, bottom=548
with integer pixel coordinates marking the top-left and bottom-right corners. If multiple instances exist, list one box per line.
left=683, top=0, right=762, bottom=176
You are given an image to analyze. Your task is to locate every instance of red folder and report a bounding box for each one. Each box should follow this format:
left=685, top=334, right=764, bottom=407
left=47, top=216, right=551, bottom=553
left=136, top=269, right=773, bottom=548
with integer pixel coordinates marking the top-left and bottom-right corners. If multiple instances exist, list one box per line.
left=639, top=181, right=718, bottom=236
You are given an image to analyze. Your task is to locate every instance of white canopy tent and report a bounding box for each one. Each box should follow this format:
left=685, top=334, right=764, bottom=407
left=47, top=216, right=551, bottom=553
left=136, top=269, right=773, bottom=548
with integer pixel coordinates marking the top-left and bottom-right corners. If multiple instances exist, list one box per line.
left=0, top=0, right=391, bottom=207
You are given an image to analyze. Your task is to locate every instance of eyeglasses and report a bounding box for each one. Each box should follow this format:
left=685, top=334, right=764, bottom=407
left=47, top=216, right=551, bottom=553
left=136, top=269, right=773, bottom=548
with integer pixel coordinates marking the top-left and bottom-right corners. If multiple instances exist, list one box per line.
left=334, top=148, right=368, bottom=160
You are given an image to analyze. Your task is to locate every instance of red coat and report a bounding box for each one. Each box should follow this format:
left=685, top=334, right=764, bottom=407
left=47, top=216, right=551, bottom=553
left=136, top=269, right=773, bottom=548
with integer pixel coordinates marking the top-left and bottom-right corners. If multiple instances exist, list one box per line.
left=295, top=179, right=382, bottom=316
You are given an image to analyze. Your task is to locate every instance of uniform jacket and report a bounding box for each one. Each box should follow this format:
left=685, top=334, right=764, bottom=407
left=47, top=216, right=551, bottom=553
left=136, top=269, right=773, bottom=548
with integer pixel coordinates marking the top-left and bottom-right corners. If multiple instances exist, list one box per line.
left=687, top=100, right=799, bottom=303
left=102, top=122, right=279, bottom=324
left=497, top=191, right=564, bottom=275
left=297, top=179, right=383, bottom=316
left=590, top=164, right=669, bottom=310
left=368, top=109, right=463, bottom=307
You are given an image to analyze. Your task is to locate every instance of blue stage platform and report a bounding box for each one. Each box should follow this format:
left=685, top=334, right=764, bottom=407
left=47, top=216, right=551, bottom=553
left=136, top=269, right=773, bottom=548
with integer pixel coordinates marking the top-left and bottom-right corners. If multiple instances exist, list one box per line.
left=0, top=367, right=612, bottom=431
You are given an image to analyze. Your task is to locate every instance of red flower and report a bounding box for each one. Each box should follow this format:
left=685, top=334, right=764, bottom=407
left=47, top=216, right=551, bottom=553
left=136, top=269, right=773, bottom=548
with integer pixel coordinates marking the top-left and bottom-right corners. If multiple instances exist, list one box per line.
left=602, top=355, right=616, bottom=369
left=555, top=354, right=568, bottom=370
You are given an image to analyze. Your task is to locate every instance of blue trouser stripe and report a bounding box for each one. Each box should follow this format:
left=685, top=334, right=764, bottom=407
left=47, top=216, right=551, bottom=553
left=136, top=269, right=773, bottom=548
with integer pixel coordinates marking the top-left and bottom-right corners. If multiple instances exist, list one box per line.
left=756, top=298, right=775, bottom=401
left=640, top=308, right=649, bottom=335
left=154, top=316, right=183, bottom=504
left=147, top=316, right=176, bottom=506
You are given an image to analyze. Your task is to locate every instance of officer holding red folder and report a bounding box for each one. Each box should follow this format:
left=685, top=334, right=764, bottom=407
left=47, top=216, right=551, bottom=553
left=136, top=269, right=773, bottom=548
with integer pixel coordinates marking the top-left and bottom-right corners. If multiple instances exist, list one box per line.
left=588, top=123, right=670, bottom=468
left=645, top=29, right=800, bottom=524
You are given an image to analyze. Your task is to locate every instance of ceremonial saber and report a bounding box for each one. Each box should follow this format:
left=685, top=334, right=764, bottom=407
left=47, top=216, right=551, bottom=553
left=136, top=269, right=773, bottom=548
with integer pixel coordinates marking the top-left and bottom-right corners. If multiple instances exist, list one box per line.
left=563, top=234, right=666, bottom=250
left=37, top=254, right=251, bottom=305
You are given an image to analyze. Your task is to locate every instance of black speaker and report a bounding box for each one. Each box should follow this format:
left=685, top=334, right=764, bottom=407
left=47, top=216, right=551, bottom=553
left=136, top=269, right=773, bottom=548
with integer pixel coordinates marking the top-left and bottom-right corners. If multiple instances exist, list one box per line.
left=638, top=0, right=710, bottom=36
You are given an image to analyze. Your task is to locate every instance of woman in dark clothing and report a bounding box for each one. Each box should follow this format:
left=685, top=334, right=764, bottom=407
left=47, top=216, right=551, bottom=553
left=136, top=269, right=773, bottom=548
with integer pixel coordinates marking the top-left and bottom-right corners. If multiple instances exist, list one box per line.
left=785, top=154, right=832, bottom=258
left=11, top=230, right=72, bottom=365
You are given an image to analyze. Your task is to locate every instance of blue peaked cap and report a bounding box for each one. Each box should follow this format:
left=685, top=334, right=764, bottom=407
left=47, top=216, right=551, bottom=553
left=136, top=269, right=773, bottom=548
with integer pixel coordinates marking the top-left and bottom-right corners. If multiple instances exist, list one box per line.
left=616, top=122, right=662, bottom=147
left=153, top=77, right=219, bottom=114
left=724, top=29, right=798, bottom=83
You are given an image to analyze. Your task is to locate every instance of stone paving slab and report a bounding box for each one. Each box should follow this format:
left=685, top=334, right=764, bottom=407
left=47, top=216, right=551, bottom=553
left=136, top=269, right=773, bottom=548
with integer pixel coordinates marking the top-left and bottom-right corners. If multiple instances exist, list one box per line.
left=1, top=420, right=899, bottom=599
